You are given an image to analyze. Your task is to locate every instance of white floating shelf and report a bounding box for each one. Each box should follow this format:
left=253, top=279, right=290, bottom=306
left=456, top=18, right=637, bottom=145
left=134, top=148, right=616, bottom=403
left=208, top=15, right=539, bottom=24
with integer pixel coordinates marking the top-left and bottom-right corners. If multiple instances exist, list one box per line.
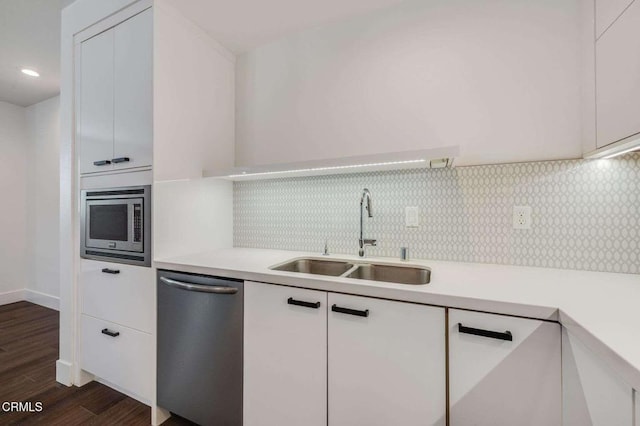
left=204, top=146, right=459, bottom=181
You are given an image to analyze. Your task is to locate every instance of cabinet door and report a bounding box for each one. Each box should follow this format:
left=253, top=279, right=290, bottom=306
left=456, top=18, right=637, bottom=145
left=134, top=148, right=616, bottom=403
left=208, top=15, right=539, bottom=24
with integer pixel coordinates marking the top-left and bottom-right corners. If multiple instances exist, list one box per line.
left=113, top=8, right=153, bottom=171
left=562, top=328, right=633, bottom=426
left=596, top=0, right=634, bottom=39
left=328, top=293, right=446, bottom=426
left=244, top=282, right=327, bottom=426
left=449, top=309, right=561, bottom=426
left=596, top=0, right=640, bottom=148
left=79, top=29, right=114, bottom=174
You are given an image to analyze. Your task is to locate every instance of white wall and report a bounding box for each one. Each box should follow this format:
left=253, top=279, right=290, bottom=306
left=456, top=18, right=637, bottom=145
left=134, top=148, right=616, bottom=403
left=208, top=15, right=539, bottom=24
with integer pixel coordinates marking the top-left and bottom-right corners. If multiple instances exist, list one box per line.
left=153, top=178, right=233, bottom=260
left=236, top=0, right=583, bottom=167
left=26, top=96, right=60, bottom=307
left=0, top=101, right=28, bottom=304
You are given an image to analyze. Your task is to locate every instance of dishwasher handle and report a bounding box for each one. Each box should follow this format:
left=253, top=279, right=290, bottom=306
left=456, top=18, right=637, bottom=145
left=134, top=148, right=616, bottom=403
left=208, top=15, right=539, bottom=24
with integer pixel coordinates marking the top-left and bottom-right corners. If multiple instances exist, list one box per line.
left=159, top=276, right=239, bottom=294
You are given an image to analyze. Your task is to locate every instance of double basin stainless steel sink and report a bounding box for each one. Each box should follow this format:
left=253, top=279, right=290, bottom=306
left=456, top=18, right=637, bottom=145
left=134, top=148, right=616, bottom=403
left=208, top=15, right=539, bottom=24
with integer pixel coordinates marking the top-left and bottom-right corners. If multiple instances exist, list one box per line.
left=270, top=257, right=431, bottom=285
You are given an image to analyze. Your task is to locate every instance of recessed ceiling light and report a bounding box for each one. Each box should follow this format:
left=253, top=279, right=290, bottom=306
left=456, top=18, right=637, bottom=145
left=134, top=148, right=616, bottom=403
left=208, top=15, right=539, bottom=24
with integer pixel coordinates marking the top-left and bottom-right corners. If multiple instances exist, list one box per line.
left=21, top=69, right=40, bottom=77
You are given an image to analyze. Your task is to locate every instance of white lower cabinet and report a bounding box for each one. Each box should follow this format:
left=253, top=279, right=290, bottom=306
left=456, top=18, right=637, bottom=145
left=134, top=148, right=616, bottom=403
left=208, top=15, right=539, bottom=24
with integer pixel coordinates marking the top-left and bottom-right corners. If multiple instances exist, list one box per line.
left=448, top=309, right=561, bottom=426
left=562, top=328, right=633, bottom=426
left=328, top=293, right=446, bottom=426
left=80, top=314, right=152, bottom=400
left=244, top=282, right=327, bottom=426
left=243, top=282, right=446, bottom=426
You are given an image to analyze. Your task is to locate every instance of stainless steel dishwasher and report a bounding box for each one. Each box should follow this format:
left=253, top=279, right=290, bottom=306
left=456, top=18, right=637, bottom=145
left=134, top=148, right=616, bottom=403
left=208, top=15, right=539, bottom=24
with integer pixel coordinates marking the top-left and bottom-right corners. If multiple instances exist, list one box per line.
left=157, top=270, right=243, bottom=425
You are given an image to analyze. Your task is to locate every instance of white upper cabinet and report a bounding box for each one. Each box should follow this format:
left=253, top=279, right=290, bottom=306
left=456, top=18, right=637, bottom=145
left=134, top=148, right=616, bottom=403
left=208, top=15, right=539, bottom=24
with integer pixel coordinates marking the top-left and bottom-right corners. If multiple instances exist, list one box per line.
left=328, top=293, right=446, bottom=426
left=113, top=9, right=153, bottom=171
left=562, top=328, right=633, bottom=425
left=595, top=0, right=635, bottom=39
left=448, top=309, right=561, bottom=426
left=78, top=8, right=153, bottom=175
left=596, top=0, right=640, bottom=149
left=235, top=0, right=583, bottom=167
left=79, top=30, right=115, bottom=174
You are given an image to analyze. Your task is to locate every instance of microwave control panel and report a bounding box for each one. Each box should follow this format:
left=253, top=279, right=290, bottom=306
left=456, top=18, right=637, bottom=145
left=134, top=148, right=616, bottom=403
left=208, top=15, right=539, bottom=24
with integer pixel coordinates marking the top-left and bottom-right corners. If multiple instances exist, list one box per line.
left=133, top=204, right=142, bottom=243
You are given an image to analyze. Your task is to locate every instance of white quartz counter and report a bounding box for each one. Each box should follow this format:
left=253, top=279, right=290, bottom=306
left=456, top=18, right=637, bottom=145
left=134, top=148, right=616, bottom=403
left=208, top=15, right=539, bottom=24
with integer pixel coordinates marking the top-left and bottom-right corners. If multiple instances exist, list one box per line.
left=155, top=248, right=640, bottom=390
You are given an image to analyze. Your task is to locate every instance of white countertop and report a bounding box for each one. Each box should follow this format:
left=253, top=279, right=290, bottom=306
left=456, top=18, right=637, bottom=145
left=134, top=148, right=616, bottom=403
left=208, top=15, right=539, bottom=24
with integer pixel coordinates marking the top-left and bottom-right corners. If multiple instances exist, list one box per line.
left=155, top=248, right=640, bottom=390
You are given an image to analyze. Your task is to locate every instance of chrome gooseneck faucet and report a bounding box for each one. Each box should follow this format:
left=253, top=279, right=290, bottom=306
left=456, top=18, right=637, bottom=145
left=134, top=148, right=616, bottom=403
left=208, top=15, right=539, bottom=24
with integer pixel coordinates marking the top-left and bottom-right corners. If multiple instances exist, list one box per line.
left=359, top=188, right=377, bottom=257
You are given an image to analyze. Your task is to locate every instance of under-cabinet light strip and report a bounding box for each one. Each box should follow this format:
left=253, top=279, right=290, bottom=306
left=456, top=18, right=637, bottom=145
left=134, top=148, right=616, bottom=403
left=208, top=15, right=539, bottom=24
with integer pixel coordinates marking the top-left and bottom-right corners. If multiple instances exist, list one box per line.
left=228, top=159, right=427, bottom=178
left=602, top=145, right=640, bottom=159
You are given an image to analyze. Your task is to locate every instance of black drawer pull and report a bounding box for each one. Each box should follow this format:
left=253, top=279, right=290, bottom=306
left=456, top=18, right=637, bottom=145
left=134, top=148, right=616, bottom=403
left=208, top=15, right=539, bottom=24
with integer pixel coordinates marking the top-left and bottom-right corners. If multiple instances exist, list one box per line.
left=331, top=304, right=369, bottom=317
left=112, top=157, right=130, bottom=164
left=101, top=328, right=120, bottom=337
left=101, top=268, right=120, bottom=274
left=458, top=323, right=512, bottom=341
left=287, top=297, right=320, bottom=309
left=93, top=160, right=111, bottom=166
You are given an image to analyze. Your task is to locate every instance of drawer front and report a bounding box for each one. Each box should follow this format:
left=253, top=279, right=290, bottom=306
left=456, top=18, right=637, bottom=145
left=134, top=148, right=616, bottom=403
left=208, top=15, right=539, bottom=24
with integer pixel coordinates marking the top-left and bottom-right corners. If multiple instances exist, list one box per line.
left=449, top=309, right=561, bottom=426
left=80, top=259, right=153, bottom=333
left=80, top=314, right=152, bottom=401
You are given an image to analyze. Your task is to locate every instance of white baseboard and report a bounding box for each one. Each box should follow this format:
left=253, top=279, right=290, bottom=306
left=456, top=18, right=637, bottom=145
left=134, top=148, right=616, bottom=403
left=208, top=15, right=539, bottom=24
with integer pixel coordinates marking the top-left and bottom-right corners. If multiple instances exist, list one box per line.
left=56, top=359, right=73, bottom=386
left=0, top=289, right=25, bottom=306
left=24, top=289, right=60, bottom=311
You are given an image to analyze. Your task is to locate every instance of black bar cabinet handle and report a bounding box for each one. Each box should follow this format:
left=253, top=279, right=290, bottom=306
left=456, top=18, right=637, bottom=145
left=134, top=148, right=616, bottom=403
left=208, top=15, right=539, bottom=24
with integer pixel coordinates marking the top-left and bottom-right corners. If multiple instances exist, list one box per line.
left=287, top=297, right=321, bottom=309
left=93, top=160, right=111, bottom=166
left=112, top=157, right=130, bottom=164
left=101, top=268, right=120, bottom=274
left=331, top=304, right=369, bottom=317
left=101, top=328, right=120, bottom=337
left=458, top=323, right=513, bottom=341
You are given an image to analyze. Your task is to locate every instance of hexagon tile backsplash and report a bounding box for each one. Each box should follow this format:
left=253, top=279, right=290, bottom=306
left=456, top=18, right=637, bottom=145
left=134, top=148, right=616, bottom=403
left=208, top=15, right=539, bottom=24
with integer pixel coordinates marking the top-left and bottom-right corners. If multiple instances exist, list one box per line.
left=234, top=153, right=640, bottom=274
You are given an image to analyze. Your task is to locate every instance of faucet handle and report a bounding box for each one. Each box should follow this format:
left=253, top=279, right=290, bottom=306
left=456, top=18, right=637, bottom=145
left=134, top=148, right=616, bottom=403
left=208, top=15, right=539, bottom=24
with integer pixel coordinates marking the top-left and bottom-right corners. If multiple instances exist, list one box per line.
left=323, top=240, right=330, bottom=256
left=363, top=239, right=377, bottom=247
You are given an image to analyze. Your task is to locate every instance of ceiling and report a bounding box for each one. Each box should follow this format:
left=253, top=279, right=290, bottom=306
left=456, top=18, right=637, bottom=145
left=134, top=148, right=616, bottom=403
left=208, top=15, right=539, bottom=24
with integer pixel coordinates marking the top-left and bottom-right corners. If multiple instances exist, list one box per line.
left=0, top=0, right=74, bottom=107
left=0, top=0, right=412, bottom=106
left=166, top=0, right=409, bottom=53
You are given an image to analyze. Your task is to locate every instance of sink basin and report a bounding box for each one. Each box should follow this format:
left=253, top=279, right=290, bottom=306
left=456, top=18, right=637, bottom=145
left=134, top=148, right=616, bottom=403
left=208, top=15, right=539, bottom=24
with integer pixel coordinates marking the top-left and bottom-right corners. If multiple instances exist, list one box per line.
left=271, top=258, right=354, bottom=277
left=346, top=263, right=431, bottom=285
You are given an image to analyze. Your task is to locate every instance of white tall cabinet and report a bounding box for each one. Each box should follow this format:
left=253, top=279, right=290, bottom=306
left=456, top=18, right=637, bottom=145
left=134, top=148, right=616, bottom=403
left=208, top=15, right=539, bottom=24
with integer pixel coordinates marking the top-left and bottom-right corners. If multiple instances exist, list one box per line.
left=78, top=8, right=153, bottom=174
left=243, top=281, right=446, bottom=426
left=448, top=309, right=561, bottom=426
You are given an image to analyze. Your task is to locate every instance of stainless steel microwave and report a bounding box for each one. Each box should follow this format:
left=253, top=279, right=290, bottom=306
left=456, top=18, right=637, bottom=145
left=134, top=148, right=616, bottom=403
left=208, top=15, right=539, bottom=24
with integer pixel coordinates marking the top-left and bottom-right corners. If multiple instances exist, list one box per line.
left=80, top=185, right=151, bottom=266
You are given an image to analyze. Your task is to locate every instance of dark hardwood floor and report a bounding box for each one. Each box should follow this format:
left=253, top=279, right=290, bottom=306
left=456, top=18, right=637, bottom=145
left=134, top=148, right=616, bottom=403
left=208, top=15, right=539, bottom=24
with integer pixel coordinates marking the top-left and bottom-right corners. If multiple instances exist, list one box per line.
left=0, top=301, right=193, bottom=425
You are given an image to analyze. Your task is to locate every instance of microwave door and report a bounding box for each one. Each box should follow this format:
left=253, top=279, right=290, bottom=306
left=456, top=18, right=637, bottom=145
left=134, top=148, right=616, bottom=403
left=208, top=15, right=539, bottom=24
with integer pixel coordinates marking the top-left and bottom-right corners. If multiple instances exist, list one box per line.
left=85, top=199, right=142, bottom=252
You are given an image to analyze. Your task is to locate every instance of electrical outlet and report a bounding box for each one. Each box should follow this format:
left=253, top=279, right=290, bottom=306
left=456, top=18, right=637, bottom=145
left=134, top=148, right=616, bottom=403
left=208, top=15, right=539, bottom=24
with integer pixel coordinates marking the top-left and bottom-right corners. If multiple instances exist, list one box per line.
left=513, top=206, right=532, bottom=229
left=405, top=206, right=419, bottom=227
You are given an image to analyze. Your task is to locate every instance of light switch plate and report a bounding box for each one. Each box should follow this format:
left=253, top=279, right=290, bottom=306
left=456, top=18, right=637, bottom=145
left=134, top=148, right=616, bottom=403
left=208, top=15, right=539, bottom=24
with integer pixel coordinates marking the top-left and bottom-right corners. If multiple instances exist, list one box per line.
left=405, top=206, right=419, bottom=227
